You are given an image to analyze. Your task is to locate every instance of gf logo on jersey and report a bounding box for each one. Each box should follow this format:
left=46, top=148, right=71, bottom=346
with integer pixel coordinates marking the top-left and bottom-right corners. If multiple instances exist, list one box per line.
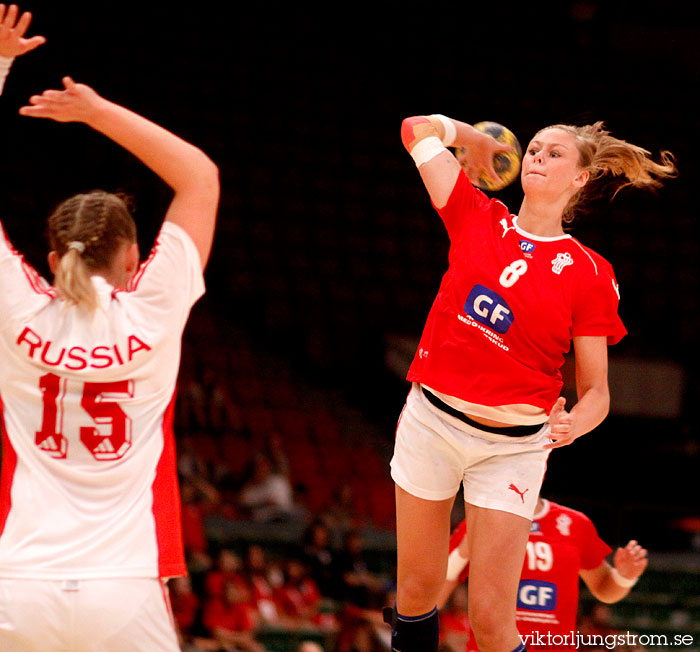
left=520, top=240, right=536, bottom=255
left=517, top=580, right=558, bottom=611
left=464, top=285, right=514, bottom=335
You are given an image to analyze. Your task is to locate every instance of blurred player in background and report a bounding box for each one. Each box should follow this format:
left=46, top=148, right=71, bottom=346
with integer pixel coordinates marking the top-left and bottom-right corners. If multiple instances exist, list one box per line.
left=387, top=112, right=676, bottom=652
left=0, top=5, right=219, bottom=651
left=437, top=496, right=649, bottom=651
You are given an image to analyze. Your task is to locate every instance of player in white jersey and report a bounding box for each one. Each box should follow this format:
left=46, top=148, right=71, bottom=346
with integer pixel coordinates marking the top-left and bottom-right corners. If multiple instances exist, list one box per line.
left=0, top=7, right=219, bottom=651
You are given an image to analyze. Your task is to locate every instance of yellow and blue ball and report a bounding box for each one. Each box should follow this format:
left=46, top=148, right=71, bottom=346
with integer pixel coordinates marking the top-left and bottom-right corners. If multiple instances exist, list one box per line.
left=457, top=121, right=522, bottom=191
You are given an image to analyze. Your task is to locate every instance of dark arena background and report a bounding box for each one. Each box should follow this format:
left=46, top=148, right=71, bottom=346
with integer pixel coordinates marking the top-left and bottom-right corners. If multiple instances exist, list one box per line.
left=1, top=1, right=699, bottom=650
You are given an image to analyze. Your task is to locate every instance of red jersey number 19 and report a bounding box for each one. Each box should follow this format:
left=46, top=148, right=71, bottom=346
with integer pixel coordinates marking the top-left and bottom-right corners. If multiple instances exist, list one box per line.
left=525, top=541, right=553, bottom=571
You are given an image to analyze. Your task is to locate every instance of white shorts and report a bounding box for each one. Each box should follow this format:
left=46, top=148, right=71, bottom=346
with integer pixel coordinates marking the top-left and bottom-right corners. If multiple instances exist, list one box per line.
left=390, top=384, right=551, bottom=519
left=0, top=577, right=180, bottom=652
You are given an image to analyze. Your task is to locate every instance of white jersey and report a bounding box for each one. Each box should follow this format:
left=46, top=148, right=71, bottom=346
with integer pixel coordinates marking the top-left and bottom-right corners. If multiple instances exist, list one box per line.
left=0, top=220, right=204, bottom=580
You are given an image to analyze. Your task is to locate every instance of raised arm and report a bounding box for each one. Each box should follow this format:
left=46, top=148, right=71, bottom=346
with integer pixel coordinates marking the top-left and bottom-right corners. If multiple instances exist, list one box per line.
left=0, top=4, right=46, bottom=94
left=19, top=77, right=219, bottom=268
left=579, top=540, right=648, bottom=603
left=401, top=114, right=511, bottom=208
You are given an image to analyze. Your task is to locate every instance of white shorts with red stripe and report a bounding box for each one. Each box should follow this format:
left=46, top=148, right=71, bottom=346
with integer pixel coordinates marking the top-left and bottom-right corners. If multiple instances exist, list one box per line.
left=390, top=384, right=551, bottom=519
left=0, top=577, right=179, bottom=652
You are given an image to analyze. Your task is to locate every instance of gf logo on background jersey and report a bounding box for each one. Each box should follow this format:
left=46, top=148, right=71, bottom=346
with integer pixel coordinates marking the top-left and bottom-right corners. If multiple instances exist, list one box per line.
left=464, top=285, right=514, bottom=334
left=517, top=580, right=558, bottom=611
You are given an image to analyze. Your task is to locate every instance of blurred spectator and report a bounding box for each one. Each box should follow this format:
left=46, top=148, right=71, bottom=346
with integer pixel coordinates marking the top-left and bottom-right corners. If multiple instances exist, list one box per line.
left=180, top=478, right=216, bottom=573
left=238, top=452, right=297, bottom=522
left=202, top=579, right=264, bottom=652
left=438, top=584, right=470, bottom=652
left=303, top=520, right=343, bottom=600
left=275, top=557, right=323, bottom=626
left=206, top=548, right=247, bottom=599
left=337, top=531, right=385, bottom=608
left=323, top=482, right=362, bottom=544
left=243, top=543, right=282, bottom=625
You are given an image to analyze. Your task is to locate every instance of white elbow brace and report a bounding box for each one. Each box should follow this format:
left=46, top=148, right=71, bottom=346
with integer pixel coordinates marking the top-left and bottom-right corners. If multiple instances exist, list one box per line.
left=445, top=547, right=469, bottom=581
left=430, top=114, right=457, bottom=147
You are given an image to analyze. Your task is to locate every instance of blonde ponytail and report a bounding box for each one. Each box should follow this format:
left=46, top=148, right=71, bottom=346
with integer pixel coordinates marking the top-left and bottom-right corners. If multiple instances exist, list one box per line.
left=539, top=122, right=678, bottom=223
left=53, top=247, right=100, bottom=313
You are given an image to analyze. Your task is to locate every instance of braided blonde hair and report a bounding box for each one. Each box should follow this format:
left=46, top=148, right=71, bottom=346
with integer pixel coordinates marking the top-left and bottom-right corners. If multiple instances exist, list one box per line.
left=47, top=191, right=137, bottom=313
left=538, top=122, right=678, bottom=223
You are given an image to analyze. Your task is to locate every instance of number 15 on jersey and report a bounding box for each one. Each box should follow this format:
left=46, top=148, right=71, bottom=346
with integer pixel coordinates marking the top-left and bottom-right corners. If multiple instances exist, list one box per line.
left=36, top=373, right=134, bottom=461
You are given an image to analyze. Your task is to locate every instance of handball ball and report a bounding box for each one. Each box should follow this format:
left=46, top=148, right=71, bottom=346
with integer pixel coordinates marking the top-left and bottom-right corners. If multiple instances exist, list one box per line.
left=457, top=121, right=522, bottom=191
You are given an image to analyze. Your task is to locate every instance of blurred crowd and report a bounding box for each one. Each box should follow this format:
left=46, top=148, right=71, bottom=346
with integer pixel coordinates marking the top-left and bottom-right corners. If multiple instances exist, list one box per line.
left=169, top=347, right=399, bottom=652
left=166, top=330, right=672, bottom=652
left=170, top=523, right=395, bottom=652
left=168, top=356, right=649, bottom=652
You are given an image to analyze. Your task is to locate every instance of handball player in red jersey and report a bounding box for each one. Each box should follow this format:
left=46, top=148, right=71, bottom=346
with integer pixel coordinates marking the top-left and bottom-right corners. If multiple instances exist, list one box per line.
left=0, top=6, right=218, bottom=651
left=384, top=112, right=676, bottom=652
left=438, top=497, right=648, bottom=651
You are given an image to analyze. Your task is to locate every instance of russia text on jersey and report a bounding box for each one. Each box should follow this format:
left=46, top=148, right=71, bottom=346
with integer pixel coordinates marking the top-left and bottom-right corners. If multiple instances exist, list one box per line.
left=16, top=326, right=152, bottom=370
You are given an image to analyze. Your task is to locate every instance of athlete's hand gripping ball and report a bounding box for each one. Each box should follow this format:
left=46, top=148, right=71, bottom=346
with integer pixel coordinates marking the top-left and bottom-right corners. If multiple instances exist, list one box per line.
left=457, top=121, right=522, bottom=191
